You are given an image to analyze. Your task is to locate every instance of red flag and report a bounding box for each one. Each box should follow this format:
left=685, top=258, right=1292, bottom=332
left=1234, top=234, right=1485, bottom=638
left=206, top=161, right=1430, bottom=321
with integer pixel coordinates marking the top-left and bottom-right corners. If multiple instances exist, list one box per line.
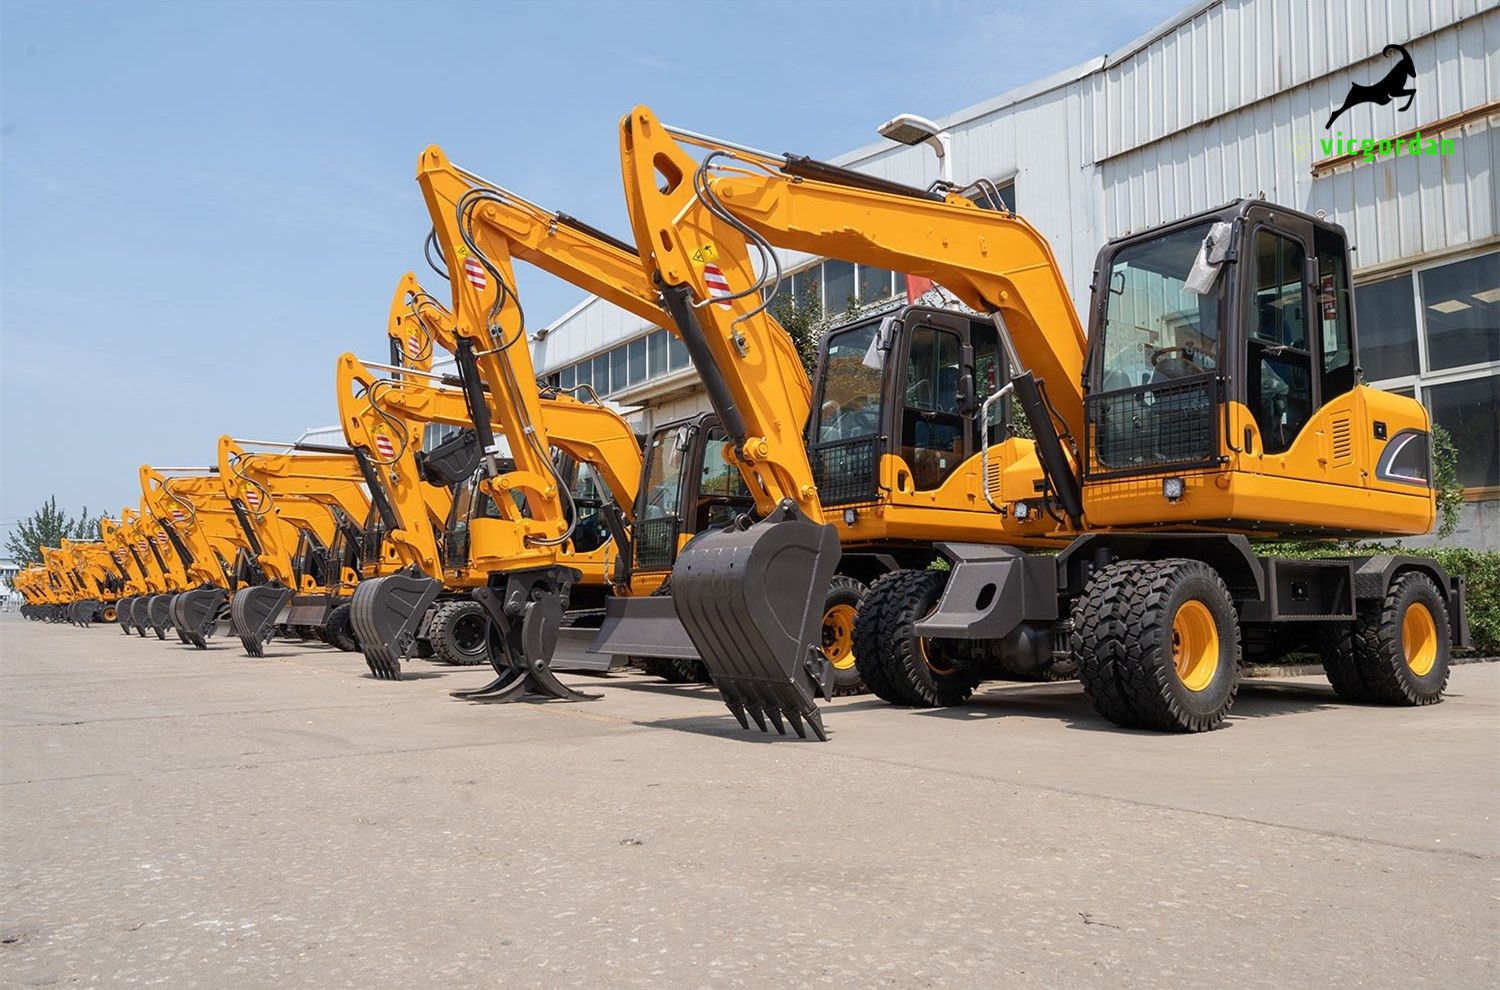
left=906, top=275, right=934, bottom=302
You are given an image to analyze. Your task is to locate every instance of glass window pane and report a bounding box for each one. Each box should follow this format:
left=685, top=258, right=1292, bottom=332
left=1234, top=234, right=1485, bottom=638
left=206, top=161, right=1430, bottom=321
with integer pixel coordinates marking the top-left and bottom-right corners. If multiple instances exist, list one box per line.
left=892, top=272, right=908, bottom=300
left=573, top=361, right=590, bottom=390
left=609, top=346, right=628, bottom=392
left=668, top=332, right=689, bottom=371
left=628, top=338, right=647, bottom=386
left=972, top=180, right=1016, bottom=212
left=1354, top=276, right=1419, bottom=382
left=857, top=265, right=893, bottom=303
left=1421, top=252, right=1500, bottom=371
left=823, top=260, right=855, bottom=315
left=560, top=365, right=575, bottom=390
left=1425, top=374, right=1499, bottom=489
left=592, top=353, right=611, bottom=394
left=647, top=330, right=668, bottom=378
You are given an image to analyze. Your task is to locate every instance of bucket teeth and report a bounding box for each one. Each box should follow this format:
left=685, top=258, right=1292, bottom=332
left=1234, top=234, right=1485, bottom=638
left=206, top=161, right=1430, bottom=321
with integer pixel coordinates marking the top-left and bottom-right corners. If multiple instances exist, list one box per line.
left=170, top=587, right=226, bottom=649
left=117, top=597, right=137, bottom=634
left=668, top=502, right=840, bottom=742
left=350, top=570, right=443, bottom=681
left=148, top=595, right=174, bottom=639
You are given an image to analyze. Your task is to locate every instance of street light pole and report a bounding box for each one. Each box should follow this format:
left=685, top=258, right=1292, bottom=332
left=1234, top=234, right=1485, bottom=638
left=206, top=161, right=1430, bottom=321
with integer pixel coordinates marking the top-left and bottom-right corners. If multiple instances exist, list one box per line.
left=877, top=112, right=952, bottom=184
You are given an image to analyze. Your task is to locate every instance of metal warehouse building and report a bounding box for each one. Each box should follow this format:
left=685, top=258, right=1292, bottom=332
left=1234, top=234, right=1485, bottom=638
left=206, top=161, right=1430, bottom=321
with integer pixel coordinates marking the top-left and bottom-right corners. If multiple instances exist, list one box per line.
left=531, top=0, right=1498, bottom=547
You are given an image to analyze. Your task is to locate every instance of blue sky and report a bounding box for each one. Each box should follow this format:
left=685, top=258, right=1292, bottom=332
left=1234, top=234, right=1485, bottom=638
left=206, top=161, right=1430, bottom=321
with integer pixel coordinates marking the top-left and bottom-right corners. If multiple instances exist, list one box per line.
left=0, top=0, right=1184, bottom=535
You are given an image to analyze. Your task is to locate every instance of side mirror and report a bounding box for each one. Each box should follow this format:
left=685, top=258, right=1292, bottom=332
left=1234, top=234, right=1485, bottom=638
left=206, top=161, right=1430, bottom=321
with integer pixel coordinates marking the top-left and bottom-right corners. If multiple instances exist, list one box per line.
left=1185, top=220, right=1233, bottom=295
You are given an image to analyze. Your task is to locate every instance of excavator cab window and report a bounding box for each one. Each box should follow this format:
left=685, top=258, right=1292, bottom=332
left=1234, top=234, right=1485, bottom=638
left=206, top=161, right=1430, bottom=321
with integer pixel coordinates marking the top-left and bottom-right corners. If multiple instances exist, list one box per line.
left=1315, top=226, right=1356, bottom=402
left=1248, top=227, right=1313, bottom=453
left=814, top=323, right=884, bottom=443
left=693, top=426, right=752, bottom=532
left=634, top=424, right=689, bottom=571
left=901, top=325, right=966, bottom=490
left=555, top=452, right=610, bottom=554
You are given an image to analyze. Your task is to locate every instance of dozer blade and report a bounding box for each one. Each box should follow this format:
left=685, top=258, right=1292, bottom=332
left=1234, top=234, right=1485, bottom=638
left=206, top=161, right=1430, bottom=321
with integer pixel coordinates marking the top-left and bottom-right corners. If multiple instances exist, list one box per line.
left=350, top=570, right=442, bottom=680
left=589, top=595, right=701, bottom=662
left=117, top=596, right=137, bottom=634
left=451, top=580, right=599, bottom=703
left=171, top=586, right=227, bottom=649
left=670, top=500, right=839, bottom=741
left=230, top=583, right=293, bottom=658
left=147, top=594, right=174, bottom=640
left=130, top=597, right=152, bottom=637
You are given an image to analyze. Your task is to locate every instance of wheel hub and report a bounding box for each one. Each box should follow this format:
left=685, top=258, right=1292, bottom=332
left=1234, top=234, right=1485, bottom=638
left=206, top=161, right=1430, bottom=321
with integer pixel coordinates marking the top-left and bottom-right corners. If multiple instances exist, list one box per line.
left=1171, top=599, right=1219, bottom=692
left=820, top=603, right=857, bottom=671
left=1402, top=601, right=1437, bottom=676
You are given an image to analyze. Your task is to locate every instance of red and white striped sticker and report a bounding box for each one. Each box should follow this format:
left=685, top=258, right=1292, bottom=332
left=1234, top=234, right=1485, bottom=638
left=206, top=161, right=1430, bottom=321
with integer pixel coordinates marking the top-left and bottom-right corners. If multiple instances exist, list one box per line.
left=136, top=542, right=148, bottom=553
left=463, top=256, right=487, bottom=292
left=702, top=263, right=732, bottom=309
left=245, top=488, right=261, bottom=508
left=406, top=334, right=422, bottom=359
left=154, top=534, right=167, bottom=545
left=171, top=509, right=186, bottom=523
left=374, top=434, right=396, bottom=459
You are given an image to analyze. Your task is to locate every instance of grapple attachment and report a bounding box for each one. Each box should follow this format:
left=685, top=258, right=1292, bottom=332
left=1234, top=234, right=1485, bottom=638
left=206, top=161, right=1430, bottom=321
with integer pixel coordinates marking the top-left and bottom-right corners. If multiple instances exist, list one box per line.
left=147, top=594, right=174, bottom=640
left=116, top=596, right=137, bottom=634
left=670, top=501, right=839, bottom=741
left=351, top=569, right=442, bottom=679
left=450, top=568, right=599, bottom=704
left=130, top=596, right=152, bottom=637
left=230, top=583, right=293, bottom=657
left=171, top=586, right=227, bottom=649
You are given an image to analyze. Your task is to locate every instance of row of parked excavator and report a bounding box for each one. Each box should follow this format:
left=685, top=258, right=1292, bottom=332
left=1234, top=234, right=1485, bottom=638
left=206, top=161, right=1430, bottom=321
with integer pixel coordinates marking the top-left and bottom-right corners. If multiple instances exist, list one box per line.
left=17, top=107, right=1471, bottom=742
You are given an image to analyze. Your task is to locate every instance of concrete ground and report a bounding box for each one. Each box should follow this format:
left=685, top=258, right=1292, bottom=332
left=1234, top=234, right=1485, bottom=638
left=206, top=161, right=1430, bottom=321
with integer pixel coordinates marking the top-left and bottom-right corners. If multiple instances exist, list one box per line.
left=1, top=614, right=1496, bottom=989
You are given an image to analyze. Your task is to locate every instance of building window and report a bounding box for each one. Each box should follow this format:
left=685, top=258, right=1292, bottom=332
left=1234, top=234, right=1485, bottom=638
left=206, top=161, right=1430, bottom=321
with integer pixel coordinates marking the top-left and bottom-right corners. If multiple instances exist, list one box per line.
left=971, top=178, right=1016, bottom=212
left=560, top=365, right=575, bottom=390
left=1355, top=275, right=1420, bottom=382
left=823, top=260, right=856, bottom=312
left=668, top=331, right=689, bottom=371
left=1360, top=249, right=1499, bottom=493
left=1425, top=374, right=1498, bottom=489
left=591, top=352, right=611, bottom=395
left=1420, top=253, right=1500, bottom=371
left=627, top=338, right=647, bottom=386
left=648, top=330, right=668, bottom=377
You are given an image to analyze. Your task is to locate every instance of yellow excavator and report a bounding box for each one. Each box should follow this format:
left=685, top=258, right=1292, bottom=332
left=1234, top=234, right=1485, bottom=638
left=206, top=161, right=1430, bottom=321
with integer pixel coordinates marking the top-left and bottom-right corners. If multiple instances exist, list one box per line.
left=617, top=106, right=1468, bottom=739
left=345, top=265, right=643, bottom=686
left=15, top=566, right=56, bottom=620
left=111, top=505, right=189, bottom=639
left=140, top=465, right=255, bottom=647
left=56, top=539, right=124, bottom=626
left=217, top=435, right=374, bottom=656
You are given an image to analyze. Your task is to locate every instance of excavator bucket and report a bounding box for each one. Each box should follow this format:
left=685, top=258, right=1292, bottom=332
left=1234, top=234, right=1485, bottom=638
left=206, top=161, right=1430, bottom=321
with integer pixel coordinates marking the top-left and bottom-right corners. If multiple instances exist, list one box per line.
left=130, top=596, right=152, bottom=637
left=669, top=501, right=840, bottom=740
left=350, top=569, right=442, bottom=679
left=147, top=594, right=174, bottom=640
left=116, top=596, right=137, bottom=634
left=171, top=586, right=227, bottom=649
left=230, top=583, right=293, bottom=657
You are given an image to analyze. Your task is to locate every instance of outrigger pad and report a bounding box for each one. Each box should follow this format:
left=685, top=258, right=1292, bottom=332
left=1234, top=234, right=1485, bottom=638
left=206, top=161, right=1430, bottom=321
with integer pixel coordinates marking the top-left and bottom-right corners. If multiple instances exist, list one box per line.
left=117, top=596, right=137, bottom=634
left=671, top=501, right=840, bottom=741
left=170, top=586, right=227, bottom=649
left=130, top=596, right=152, bottom=637
left=589, top=595, right=701, bottom=661
left=351, top=569, right=442, bottom=680
left=147, top=595, right=174, bottom=640
left=231, top=583, right=293, bottom=658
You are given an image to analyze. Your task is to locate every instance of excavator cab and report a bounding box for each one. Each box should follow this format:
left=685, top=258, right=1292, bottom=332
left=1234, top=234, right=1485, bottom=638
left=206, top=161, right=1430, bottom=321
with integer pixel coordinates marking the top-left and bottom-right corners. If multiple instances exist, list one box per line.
left=632, top=413, right=754, bottom=577
left=1080, top=200, right=1435, bottom=536
left=809, top=305, right=1012, bottom=507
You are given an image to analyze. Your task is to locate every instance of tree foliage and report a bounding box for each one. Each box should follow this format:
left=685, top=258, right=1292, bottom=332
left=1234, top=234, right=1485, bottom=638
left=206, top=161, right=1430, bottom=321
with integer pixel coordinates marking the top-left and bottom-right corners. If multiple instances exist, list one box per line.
left=4, top=497, right=101, bottom=567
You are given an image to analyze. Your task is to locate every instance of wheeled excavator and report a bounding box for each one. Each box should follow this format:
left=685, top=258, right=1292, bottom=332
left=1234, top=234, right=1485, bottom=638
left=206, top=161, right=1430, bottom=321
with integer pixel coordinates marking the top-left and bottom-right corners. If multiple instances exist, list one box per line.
left=617, top=106, right=1468, bottom=740
left=56, top=539, right=123, bottom=626
left=346, top=265, right=643, bottom=685
left=217, top=435, right=375, bottom=657
left=141, top=465, right=253, bottom=647
left=114, top=505, right=191, bottom=639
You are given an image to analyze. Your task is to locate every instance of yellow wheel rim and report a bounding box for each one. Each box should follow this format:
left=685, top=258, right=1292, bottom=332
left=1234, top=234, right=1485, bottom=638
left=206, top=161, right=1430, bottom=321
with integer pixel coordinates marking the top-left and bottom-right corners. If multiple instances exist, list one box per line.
left=821, top=603, right=857, bottom=671
left=1171, top=599, right=1219, bottom=692
left=103, top=607, right=116, bottom=621
left=1402, top=601, right=1437, bottom=676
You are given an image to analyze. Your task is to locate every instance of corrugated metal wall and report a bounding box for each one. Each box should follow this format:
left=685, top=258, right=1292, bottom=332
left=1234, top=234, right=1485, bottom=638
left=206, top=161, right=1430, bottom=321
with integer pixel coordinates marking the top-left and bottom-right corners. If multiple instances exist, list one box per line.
left=541, top=0, right=1496, bottom=371
left=1091, top=1, right=1498, bottom=272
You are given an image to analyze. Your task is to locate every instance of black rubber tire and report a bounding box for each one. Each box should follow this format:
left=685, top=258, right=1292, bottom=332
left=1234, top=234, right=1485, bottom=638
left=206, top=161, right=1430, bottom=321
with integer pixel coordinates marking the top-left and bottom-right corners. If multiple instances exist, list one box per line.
left=1072, top=559, right=1240, bottom=732
left=324, top=602, right=360, bottom=653
left=1320, top=571, right=1450, bottom=706
left=852, top=569, right=979, bottom=707
left=635, top=657, right=705, bottom=683
left=428, top=600, right=490, bottom=666
left=821, top=575, right=868, bottom=697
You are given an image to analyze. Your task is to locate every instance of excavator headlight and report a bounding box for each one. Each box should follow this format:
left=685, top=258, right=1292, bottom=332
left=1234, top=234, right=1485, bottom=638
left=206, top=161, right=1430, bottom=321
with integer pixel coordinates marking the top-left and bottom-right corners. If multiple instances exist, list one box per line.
left=843, top=508, right=858, bottom=526
left=1162, top=477, right=1186, bottom=502
left=1013, top=500, right=1030, bottom=521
